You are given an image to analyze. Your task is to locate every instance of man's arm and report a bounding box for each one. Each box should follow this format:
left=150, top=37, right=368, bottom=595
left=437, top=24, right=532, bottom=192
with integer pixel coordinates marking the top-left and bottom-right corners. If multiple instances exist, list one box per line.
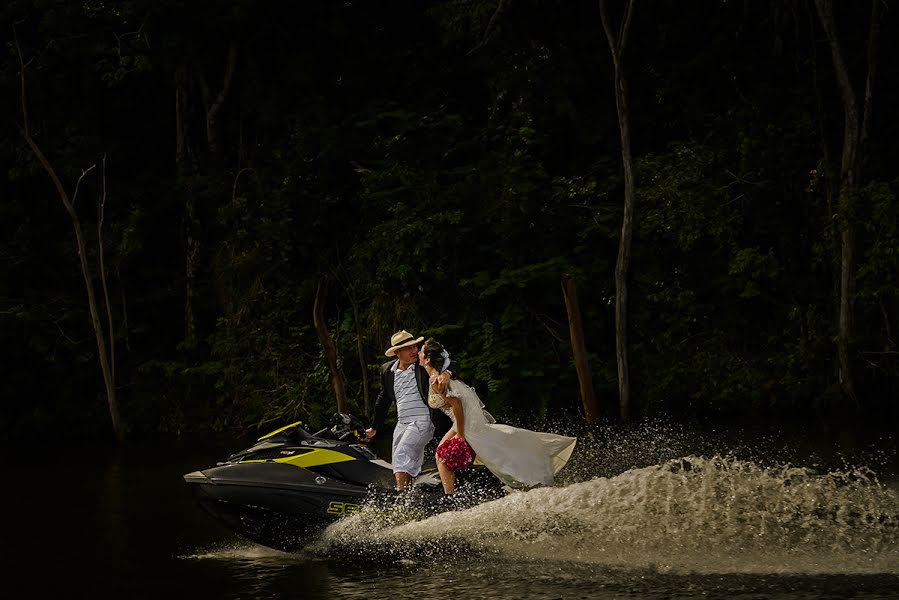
left=369, top=386, right=390, bottom=432
left=431, top=358, right=460, bottom=394
left=366, top=363, right=392, bottom=439
left=444, top=359, right=460, bottom=379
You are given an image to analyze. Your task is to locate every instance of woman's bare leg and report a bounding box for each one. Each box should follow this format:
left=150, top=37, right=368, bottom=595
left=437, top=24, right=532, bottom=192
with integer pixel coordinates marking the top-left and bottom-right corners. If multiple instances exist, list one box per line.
left=437, top=429, right=457, bottom=494
left=436, top=457, right=455, bottom=494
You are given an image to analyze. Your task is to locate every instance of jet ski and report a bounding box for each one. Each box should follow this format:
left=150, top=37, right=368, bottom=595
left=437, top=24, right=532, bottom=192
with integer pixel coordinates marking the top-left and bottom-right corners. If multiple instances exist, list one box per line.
left=184, top=413, right=505, bottom=551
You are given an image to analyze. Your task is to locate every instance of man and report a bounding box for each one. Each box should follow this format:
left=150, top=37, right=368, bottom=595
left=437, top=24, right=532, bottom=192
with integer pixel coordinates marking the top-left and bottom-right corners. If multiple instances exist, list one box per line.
left=365, top=329, right=458, bottom=491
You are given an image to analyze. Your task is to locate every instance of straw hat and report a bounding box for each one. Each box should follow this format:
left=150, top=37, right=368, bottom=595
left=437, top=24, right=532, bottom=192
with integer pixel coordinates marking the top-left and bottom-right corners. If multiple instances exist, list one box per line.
left=385, top=329, right=424, bottom=357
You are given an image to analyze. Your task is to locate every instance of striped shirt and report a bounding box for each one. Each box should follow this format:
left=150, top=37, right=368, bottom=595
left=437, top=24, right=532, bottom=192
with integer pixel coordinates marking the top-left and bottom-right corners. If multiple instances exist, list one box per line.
left=393, top=362, right=430, bottom=423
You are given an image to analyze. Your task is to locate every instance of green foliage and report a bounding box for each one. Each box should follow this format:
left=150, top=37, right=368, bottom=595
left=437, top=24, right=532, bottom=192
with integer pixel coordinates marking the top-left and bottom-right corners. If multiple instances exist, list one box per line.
left=855, top=179, right=899, bottom=381
left=728, top=247, right=781, bottom=300
left=2, top=0, right=899, bottom=441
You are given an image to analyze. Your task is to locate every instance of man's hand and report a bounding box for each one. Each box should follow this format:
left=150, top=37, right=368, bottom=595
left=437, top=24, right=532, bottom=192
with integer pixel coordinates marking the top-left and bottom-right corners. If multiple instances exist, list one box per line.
left=430, top=370, right=451, bottom=395
left=364, top=427, right=376, bottom=441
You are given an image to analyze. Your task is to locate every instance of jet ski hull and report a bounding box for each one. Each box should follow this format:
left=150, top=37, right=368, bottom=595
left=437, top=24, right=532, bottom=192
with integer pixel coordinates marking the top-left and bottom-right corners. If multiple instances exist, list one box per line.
left=183, top=416, right=507, bottom=551
left=185, top=462, right=370, bottom=551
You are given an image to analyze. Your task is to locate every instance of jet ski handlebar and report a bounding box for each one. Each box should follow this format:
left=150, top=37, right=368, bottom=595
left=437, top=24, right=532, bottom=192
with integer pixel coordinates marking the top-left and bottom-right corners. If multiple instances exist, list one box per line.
left=310, top=412, right=368, bottom=443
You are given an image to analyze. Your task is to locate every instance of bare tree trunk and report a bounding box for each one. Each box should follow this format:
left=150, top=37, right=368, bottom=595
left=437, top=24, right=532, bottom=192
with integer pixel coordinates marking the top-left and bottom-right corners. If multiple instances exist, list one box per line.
left=601, top=0, right=636, bottom=423
left=183, top=43, right=238, bottom=348
left=16, top=33, right=122, bottom=443
left=174, top=65, right=190, bottom=169
left=562, top=274, right=599, bottom=426
left=184, top=196, right=200, bottom=348
left=808, top=6, right=842, bottom=386
left=330, top=263, right=371, bottom=416
left=174, top=63, right=199, bottom=348
left=97, top=156, right=115, bottom=382
left=813, top=0, right=883, bottom=408
left=350, top=291, right=370, bottom=416
left=314, top=278, right=347, bottom=414
left=200, top=41, right=237, bottom=170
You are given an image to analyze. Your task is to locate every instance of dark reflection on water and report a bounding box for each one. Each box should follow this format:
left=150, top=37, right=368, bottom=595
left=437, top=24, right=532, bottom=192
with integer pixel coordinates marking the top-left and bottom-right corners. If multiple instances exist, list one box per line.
left=180, top=550, right=899, bottom=600
left=313, top=560, right=899, bottom=600
left=2, top=425, right=897, bottom=599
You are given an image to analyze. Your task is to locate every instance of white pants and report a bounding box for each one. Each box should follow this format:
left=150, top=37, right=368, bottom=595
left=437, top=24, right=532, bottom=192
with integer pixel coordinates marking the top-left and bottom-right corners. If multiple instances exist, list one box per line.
left=391, top=420, right=434, bottom=476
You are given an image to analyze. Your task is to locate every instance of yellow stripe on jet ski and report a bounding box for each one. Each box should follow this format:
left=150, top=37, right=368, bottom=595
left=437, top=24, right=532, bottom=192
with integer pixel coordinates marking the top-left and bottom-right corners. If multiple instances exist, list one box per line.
left=257, top=421, right=305, bottom=441
left=242, top=448, right=356, bottom=467
left=276, top=449, right=356, bottom=467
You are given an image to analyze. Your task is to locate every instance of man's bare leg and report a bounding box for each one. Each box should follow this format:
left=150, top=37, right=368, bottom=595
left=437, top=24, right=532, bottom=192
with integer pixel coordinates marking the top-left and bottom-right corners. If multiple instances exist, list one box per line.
left=395, top=471, right=412, bottom=491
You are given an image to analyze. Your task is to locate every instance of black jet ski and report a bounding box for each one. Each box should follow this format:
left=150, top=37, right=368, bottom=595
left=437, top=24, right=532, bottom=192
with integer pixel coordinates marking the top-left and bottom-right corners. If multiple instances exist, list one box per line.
left=184, top=413, right=505, bottom=551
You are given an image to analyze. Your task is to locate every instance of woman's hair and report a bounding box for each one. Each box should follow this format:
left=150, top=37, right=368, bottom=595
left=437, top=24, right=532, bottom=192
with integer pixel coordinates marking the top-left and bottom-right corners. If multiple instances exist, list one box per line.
left=422, top=339, right=448, bottom=371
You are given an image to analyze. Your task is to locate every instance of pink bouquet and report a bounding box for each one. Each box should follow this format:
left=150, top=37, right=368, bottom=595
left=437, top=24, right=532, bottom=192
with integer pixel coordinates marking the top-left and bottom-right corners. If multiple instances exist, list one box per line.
left=436, top=437, right=474, bottom=472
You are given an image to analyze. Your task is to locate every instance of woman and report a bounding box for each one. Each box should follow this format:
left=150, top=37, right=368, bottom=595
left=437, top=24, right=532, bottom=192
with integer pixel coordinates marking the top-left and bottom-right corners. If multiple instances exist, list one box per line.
left=419, top=339, right=577, bottom=494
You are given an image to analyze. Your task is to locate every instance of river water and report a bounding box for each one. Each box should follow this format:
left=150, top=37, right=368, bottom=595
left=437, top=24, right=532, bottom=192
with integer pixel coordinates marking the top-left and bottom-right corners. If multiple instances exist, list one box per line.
left=4, top=420, right=898, bottom=599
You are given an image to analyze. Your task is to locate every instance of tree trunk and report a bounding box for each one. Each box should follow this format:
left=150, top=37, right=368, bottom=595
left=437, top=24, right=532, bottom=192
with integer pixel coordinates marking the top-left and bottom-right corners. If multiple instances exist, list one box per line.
left=562, top=274, right=599, bottom=426
left=174, top=63, right=199, bottom=348
left=807, top=7, right=842, bottom=387
left=351, top=298, right=370, bottom=416
left=174, top=65, right=190, bottom=169
left=183, top=43, right=238, bottom=349
left=814, top=0, right=882, bottom=408
left=600, top=0, right=636, bottom=423
left=97, top=156, right=116, bottom=390
left=314, top=278, right=347, bottom=414
left=201, top=41, right=237, bottom=172
left=329, top=263, right=370, bottom=415
left=184, top=197, right=200, bottom=349
left=16, top=31, right=123, bottom=443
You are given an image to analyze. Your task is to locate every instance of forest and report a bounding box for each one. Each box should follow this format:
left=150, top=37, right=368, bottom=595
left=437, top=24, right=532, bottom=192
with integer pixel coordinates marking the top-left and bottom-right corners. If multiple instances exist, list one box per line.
left=1, top=0, right=897, bottom=443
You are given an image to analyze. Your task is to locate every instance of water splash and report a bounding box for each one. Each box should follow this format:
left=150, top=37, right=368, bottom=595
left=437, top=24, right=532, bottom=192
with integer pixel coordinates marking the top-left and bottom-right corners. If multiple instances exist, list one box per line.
left=314, top=455, right=899, bottom=575
left=183, top=541, right=291, bottom=561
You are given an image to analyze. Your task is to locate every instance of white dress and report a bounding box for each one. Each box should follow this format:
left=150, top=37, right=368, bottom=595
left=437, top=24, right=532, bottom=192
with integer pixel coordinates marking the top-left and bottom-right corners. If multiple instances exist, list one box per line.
left=428, top=379, right=577, bottom=488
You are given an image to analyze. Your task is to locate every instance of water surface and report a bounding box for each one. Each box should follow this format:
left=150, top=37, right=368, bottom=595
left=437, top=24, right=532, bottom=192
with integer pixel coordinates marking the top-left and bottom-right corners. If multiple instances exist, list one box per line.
left=4, top=421, right=897, bottom=598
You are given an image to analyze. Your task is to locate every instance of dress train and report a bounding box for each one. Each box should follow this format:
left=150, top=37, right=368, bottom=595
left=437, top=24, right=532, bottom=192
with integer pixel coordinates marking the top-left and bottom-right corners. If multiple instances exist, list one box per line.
left=429, top=380, right=576, bottom=488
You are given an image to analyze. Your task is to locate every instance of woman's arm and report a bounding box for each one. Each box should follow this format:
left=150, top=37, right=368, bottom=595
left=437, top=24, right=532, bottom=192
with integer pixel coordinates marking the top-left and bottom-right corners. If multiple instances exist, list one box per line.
left=444, top=394, right=464, bottom=439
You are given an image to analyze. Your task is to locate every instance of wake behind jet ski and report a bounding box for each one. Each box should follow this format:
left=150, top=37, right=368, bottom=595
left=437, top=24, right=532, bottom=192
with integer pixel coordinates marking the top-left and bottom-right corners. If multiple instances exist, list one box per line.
left=184, top=413, right=505, bottom=551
